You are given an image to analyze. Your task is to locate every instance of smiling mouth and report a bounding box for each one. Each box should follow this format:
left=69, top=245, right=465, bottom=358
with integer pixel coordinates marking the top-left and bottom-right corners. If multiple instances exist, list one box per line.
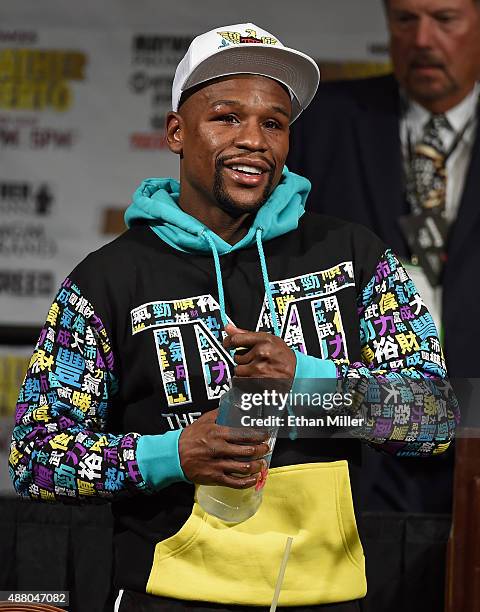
left=229, top=164, right=264, bottom=175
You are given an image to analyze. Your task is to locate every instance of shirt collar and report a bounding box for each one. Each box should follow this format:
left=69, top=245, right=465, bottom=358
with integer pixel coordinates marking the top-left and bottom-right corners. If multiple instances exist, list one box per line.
left=445, top=83, right=479, bottom=134
left=402, top=83, right=479, bottom=135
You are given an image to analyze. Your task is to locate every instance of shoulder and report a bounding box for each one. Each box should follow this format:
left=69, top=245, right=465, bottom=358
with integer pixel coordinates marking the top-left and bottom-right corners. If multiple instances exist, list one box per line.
left=65, top=225, right=154, bottom=309
left=300, top=211, right=384, bottom=245
left=299, top=212, right=387, bottom=285
left=73, top=225, right=153, bottom=277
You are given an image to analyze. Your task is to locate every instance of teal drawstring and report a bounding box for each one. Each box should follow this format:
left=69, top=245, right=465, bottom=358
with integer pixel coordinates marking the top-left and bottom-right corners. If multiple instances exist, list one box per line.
left=203, top=227, right=297, bottom=440
left=255, top=228, right=281, bottom=338
left=202, top=231, right=228, bottom=328
left=202, top=227, right=281, bottom=337
left=256, top=227, right=297, bottom=440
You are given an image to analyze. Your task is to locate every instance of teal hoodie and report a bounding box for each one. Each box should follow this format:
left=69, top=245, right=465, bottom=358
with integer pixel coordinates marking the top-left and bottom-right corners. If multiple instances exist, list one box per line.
left=125, top=167, right=310, bottom=255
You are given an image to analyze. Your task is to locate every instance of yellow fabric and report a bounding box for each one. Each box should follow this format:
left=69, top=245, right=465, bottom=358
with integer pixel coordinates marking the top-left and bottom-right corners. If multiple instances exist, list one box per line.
left=146, top=461, right=366, bottom=606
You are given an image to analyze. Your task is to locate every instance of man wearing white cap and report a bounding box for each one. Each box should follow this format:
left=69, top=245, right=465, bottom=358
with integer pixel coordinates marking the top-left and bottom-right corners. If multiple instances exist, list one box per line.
left=10, top=23, right=456, bottom=611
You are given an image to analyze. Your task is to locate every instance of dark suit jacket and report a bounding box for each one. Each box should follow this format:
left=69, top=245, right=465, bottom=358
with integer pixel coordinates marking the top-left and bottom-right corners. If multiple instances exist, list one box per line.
left=288, top=74, right=480, bottom=512
left=288, top=73, right=480, bottom=379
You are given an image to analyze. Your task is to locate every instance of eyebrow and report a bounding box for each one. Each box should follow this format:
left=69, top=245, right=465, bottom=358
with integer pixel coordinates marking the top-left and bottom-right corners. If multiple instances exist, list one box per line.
left=391, top=5, right=460, bottom=15
left=209, top=99, right=291, bottom=120
left=271, top=105, right=291, bottom=120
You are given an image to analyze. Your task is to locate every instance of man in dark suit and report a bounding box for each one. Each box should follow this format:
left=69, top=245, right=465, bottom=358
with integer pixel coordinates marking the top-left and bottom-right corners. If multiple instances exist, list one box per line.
left=289, top=0, right=480, bottom=385
left=288, top=0, right=480, bottom=607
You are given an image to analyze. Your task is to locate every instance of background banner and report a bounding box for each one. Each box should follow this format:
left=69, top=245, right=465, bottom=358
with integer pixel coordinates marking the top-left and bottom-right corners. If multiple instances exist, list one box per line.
left=0, top=0, right=390, bottom=327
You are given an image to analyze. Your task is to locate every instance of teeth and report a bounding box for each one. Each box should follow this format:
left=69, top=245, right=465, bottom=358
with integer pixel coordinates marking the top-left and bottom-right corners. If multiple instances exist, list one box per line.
left=230, top=164, right=262, bottom=175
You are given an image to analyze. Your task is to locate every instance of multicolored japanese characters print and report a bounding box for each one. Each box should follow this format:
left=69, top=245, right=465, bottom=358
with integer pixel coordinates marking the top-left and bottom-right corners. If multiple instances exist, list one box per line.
left=9, top=277, right=147, bottom=501
left=337, top=250, right=459, bottom=456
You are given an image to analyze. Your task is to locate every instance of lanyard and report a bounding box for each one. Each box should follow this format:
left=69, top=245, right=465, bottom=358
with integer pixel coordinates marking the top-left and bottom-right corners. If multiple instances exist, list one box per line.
left=406, top=109, right=477, bottom=166
left=404, top=97, right=479, bottom=215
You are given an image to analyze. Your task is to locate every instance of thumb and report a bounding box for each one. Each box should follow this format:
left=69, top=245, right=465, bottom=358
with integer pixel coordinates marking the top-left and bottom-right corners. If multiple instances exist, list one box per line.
left=224, top=323, right=248, bottom=336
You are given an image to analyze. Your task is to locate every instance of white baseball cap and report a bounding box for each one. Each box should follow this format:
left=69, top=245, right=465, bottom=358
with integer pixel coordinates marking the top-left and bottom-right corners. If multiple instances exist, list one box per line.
left=172, top=23, right=320, bottom=123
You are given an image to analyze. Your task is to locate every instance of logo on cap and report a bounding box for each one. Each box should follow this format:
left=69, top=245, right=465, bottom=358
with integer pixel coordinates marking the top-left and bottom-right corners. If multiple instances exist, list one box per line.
left=216, top=28, right=278, bottom=49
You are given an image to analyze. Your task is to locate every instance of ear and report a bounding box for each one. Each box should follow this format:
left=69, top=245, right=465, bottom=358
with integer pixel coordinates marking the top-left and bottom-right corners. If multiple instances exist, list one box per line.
left=165, top=111, right=184, bottom=155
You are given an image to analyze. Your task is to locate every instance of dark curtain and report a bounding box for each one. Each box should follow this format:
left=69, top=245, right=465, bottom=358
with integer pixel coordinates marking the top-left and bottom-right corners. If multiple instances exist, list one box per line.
left=0, top=497, right=449, bottom=612
left=0, top=497, right=114, bottom=612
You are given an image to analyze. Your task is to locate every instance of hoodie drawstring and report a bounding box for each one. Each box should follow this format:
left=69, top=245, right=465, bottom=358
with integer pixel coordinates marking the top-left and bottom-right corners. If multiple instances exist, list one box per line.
left=256, top=229, right=297, bottom=439
left=202, top=228, right=280, bottom=337
left=202, top=231, right=228, bottom=328
left=203, top=228, right=297, bottom=440
left=255, top=228, right=281, bottom=337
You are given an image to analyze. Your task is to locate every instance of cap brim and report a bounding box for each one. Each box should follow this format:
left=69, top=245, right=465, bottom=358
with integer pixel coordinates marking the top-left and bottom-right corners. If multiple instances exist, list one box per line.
left=182, top=44, right=320, bottom=123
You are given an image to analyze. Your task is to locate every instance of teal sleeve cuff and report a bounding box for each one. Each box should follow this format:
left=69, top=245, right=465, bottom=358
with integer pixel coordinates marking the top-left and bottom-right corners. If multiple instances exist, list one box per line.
left=292, top=350, right=338, bottom=396
left=137, top=429, right=189, bottom=490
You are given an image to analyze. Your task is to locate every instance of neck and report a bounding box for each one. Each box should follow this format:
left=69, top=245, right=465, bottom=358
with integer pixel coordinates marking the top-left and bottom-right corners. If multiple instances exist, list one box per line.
left=411, top=86, right=477, bottom=115
left=177, top=195, right=253, bottom=245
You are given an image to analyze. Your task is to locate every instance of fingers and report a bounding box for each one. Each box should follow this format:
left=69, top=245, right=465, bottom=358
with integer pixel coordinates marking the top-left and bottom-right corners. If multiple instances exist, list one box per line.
left=221, top=440, right=270, bottom=460
left=224, top=334, right=265, bottom=352
left=222, top=458, right=266, bottom=477
left=224, top=323, right=248, bottom=336
left=223, top=326, right=296, bottom=379
left=221, top=473, right=259, bottom=489
left=219, top=454, right=267, bottom=490
left=197, top=408, right=219, bottom=423
left=223, top=326, right=266, bottom=352
left=224, top=426, right=269, bottom=445
left=178, top=410, right=272, bottom=487
left=207, top=436, right=269, bottom=460
left=233, top=350, right=253, bottom=365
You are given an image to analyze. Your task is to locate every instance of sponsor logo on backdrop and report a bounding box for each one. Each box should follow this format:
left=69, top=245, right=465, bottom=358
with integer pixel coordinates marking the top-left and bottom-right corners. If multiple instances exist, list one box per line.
left=0, top=181, right=54, bottom=215
left=0, top=181, right=57, bottom=259
left=0, top=38, right=86, bottom=150
left=132, top=35, right=192, bottom=67
left=0, top=48, right=87, bottom=112
left=0, top=223, right=57, bottom=258
left=0, top=269, right=54, bottom=297
left=0, top=30, right=37, bottom=44
left=129, top=34, right=192, bottom=150
left=0, top=119, right=76, bottom=149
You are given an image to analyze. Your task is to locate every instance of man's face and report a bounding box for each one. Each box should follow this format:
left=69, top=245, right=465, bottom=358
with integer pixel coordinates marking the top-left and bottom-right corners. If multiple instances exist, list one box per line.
left=386, top=0, right=480, bottom=111
left=169, top=75, right=291, bottom=218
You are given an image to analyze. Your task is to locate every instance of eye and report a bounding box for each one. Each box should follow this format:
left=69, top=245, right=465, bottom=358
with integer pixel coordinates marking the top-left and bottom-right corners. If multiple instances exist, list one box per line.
left=434, top=11, right=456, bottom=24
left=264, top=119, right=282, bottom=129
left=392, top=11, right=417, bottom=25
left=218, top=114, right=239, bottom=123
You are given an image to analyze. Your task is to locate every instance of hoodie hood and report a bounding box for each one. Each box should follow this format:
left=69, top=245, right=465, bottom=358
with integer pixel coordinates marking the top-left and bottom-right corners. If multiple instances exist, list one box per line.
left=124, top=167, right=310, bottom=255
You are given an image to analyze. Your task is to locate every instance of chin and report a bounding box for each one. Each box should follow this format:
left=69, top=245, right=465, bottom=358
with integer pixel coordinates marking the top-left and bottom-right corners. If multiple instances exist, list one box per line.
left=214, top=183, right=273, bottom=217
left=407, top=76, right=453, bottom=102
left=218, top=197, right=266, bottom=217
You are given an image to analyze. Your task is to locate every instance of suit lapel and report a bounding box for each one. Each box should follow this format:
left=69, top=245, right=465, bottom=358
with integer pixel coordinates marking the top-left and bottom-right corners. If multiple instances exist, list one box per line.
left=447, top=117, right=480, bottom=259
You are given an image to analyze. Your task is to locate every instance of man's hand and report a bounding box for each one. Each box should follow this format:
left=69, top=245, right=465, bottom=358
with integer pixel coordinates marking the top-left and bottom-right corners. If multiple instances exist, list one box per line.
left=178, top=409, right=269, bottom=488
left=223, top=323, right=296, bottom=379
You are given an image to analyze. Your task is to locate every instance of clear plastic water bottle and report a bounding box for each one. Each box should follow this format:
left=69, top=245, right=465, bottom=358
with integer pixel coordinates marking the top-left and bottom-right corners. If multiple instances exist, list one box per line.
left=196, top=386, right=278, bottom=523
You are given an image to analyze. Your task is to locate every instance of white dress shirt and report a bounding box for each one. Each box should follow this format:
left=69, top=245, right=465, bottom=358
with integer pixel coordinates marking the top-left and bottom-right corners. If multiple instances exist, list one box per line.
left=400, top=83, right=479, bottom=223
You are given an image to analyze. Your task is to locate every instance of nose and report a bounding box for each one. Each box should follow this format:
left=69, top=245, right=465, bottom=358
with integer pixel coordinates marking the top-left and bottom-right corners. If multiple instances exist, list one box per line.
left=234, top=119, right=268, bottom=152
left=414, top=16, right=435, bottom=48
